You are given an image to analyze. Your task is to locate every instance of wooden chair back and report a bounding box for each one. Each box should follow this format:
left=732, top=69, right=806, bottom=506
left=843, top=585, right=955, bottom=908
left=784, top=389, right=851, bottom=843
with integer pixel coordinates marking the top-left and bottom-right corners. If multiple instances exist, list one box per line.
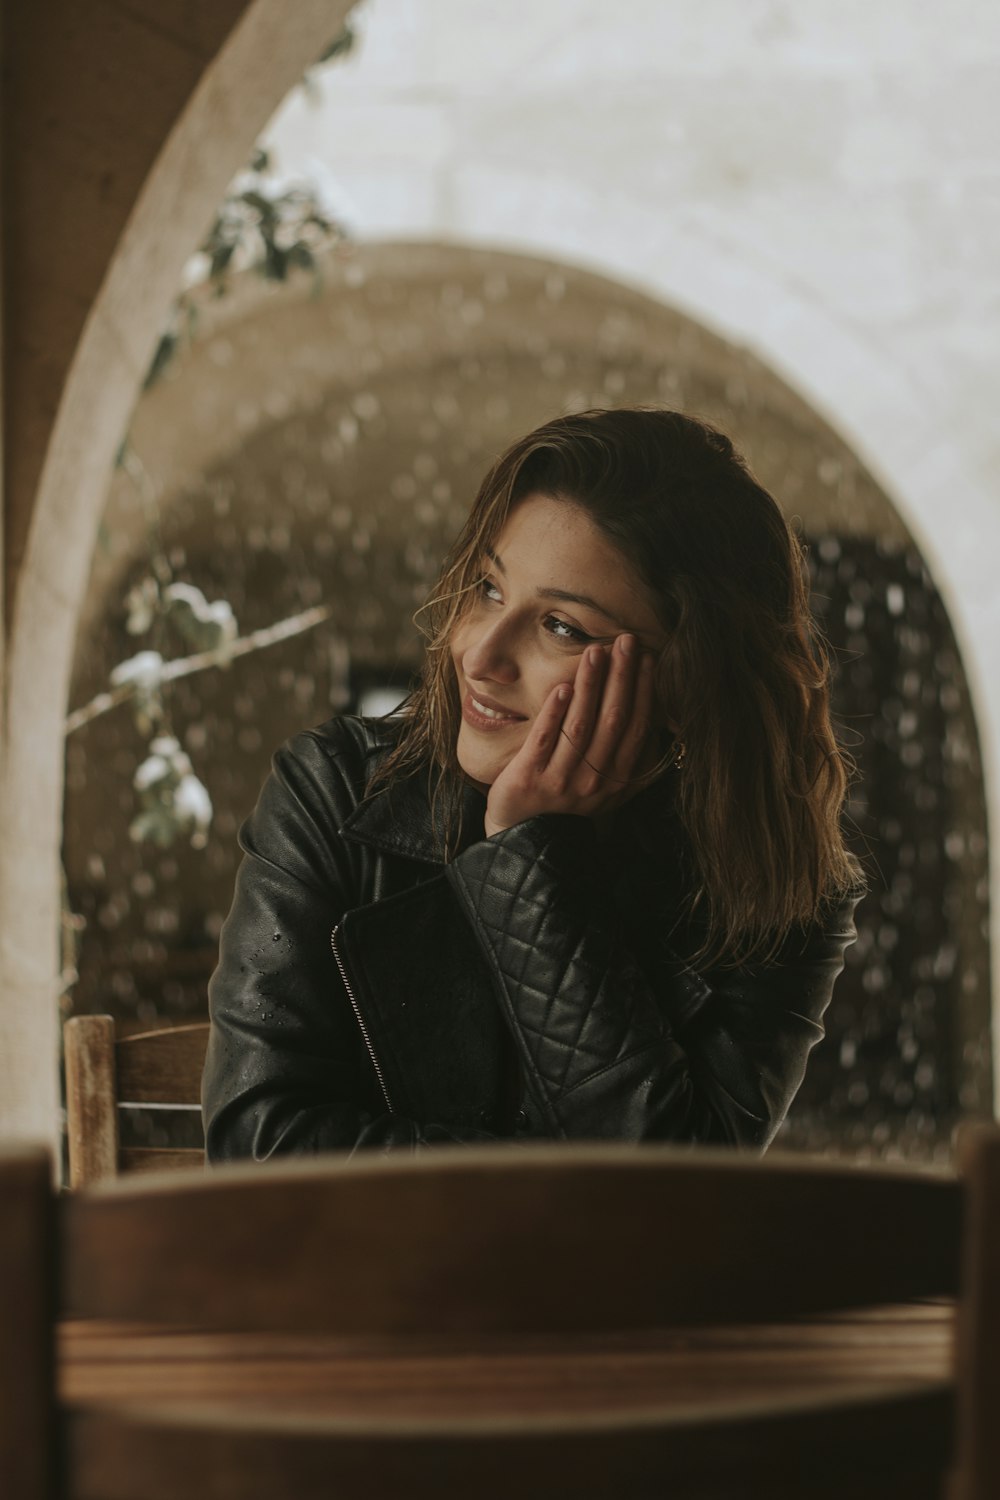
left=1, top=1139, right=972, bottom=1498
left=63, top=1015, right=209, bottom=1187
left=60, top=1145, right=962, bottom=1335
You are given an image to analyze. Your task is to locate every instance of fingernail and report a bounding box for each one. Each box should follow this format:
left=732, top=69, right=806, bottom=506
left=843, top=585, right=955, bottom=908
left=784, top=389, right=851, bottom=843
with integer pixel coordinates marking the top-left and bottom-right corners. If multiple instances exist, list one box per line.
left=619, top=633, right=636, bottom=657
left=556, top=684, right=571, bottom=702
left=587, top=646, right=603, bottom=667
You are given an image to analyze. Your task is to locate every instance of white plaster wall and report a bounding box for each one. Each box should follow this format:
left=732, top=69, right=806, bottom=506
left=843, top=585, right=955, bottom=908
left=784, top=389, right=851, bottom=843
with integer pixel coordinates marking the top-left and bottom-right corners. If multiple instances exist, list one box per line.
left=262, top=0, right=1000, bottom=1074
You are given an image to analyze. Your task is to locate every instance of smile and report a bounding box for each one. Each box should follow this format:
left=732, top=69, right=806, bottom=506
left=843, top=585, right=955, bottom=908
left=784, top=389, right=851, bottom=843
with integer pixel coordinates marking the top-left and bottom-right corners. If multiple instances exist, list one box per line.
left=462, top=693, right=527, bottom=730
left=473, top=695, right=517, bottom=720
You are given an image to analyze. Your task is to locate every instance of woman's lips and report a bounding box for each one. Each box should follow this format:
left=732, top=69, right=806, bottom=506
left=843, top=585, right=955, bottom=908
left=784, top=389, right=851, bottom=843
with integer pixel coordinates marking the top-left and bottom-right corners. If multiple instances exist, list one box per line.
left=461, top=692, right=528, bottom=731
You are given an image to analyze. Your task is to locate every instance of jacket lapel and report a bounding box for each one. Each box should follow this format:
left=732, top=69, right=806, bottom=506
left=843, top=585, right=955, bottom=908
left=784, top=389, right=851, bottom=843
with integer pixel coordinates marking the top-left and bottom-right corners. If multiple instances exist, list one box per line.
left=339, top=766, right=487, bottom=865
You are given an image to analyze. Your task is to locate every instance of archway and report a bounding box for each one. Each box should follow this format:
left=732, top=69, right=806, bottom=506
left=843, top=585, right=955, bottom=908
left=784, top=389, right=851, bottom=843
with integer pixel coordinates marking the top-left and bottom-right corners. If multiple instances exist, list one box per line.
left=66, top=241, right=991, bottom=1157
left=0, top=0, right=354, bottom=1145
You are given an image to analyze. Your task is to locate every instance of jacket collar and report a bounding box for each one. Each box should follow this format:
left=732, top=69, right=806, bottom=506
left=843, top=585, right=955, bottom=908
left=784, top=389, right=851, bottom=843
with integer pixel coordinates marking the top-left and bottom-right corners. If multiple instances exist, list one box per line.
left=341, top=765, right=676, bottom=869
left=340, top=761, right=488, bottom=866
left=335, top=713, right=678, bottom=867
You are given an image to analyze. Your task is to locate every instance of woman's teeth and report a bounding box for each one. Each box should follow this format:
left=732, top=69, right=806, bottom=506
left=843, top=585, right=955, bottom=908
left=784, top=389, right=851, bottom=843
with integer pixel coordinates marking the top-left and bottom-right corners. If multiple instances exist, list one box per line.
left=472, top=697, right=518, bottom=720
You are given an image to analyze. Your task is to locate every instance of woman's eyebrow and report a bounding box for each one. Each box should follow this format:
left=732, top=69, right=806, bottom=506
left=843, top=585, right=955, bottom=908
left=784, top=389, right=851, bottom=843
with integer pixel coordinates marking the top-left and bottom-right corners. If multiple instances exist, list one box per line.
left=537, top=586, right=626, bottom=628
left=484, top=547, right=629, bottom=630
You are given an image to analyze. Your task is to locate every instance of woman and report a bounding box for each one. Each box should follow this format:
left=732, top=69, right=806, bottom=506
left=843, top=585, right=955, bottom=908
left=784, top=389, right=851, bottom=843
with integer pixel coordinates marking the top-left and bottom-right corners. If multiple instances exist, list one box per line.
left=202, top=407, right=864, bottom=1160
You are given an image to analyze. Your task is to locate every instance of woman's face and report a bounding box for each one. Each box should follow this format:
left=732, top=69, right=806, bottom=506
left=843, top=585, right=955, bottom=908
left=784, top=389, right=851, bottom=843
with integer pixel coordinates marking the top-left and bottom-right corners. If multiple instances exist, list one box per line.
left=450, top=493, right=666, bottom=788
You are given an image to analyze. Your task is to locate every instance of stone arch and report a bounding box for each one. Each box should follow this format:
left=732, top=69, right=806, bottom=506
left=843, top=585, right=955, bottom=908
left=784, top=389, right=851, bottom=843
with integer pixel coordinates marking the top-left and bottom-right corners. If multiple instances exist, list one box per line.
left=0, top=0, right=353, bottom=1144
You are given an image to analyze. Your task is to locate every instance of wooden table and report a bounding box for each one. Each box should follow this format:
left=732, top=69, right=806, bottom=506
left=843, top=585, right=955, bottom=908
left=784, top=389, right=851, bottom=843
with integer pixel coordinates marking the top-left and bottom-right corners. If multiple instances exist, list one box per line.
left=61, top=1302, right=953, bottom=1422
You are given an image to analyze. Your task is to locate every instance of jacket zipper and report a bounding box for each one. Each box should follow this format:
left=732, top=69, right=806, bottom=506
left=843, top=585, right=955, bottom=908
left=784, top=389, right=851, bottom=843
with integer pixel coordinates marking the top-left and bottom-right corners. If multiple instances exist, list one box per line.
left=330, top=924, right=395, bottom=1115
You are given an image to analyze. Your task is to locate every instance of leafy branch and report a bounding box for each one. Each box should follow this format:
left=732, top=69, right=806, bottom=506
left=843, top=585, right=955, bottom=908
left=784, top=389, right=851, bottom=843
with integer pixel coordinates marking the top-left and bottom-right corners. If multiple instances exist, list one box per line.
left=66, top=603, right=332, bottom=738
left=80, top=18, right=358, bottom=852
left=144, top=146, right=351, bottom=389
left=143, top=15, right=358, bottom=389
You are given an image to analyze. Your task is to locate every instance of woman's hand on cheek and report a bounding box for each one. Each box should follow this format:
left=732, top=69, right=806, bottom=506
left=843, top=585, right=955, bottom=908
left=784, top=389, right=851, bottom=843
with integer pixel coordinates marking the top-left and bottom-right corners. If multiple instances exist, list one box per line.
left=483, top=634, right=656, bottom=838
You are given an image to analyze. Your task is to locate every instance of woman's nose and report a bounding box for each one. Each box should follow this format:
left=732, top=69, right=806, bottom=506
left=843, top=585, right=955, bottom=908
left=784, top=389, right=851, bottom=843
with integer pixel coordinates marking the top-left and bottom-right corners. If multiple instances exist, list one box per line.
left=461, top=619, right=519, bottom=684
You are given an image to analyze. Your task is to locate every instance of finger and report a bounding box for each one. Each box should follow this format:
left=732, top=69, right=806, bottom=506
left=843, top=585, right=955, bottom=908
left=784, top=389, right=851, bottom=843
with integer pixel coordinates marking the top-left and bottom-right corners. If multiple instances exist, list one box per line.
left=586, top=632, right=640, bottom=772
left=547, top=644, right=609, bottom=775
left=615, top=649, right=657, bottom=779
left=514, top=680, right=573, bottom=776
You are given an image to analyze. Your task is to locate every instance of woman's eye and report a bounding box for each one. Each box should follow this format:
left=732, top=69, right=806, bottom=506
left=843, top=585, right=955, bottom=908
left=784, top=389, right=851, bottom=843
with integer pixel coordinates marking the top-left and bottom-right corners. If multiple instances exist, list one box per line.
left=478, top=577, right=503, bottom=603
left=545, top=615, right=593, bottom=645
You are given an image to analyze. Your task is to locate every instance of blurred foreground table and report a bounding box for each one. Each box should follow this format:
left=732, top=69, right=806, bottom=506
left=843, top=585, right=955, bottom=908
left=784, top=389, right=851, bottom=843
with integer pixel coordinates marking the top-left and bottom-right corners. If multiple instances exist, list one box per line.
left=61, top=1300, right=953, bottom=1424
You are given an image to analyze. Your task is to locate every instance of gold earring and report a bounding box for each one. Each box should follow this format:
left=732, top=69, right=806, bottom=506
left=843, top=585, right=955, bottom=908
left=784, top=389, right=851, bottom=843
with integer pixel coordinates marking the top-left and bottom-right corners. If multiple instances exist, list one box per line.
left=670, top=739, right=686, bottom=771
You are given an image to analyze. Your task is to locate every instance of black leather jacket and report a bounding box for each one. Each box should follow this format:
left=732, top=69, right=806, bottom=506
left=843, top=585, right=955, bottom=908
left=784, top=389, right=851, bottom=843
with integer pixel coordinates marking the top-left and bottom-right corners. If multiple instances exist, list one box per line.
left=202, top=715, right=861, bottom=1160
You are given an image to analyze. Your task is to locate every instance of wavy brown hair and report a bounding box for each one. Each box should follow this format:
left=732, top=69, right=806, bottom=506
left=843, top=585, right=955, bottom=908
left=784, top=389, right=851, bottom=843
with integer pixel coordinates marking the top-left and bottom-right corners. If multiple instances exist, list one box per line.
left=371, top=407, right=861, bottom=965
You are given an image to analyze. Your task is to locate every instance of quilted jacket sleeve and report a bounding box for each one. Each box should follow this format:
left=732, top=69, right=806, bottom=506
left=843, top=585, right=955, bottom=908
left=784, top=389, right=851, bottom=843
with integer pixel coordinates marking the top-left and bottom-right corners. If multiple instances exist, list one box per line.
left=202, top=733, right=493, bottom=1162
left=445, top=813, right=860, bottom=1150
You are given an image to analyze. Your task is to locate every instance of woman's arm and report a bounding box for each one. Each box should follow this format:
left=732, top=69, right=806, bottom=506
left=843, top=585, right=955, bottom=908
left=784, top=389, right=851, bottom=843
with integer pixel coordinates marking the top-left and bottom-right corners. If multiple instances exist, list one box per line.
left=203, top=730, right=393, bottom=1160
left=451, top=633, right=858, bottom=1148
left=445, top=812, right=860, bottom=1149
left=201, top=729, right=492, bottom=1161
